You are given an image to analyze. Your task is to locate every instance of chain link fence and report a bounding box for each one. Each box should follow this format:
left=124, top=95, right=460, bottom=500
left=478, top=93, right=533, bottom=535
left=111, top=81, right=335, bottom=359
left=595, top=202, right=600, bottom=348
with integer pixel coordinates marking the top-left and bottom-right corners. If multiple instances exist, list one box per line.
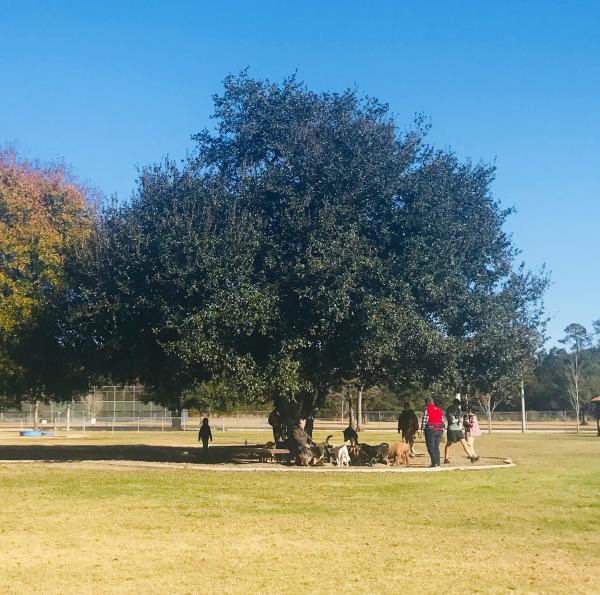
left=0, top=400, right=596, bottom=434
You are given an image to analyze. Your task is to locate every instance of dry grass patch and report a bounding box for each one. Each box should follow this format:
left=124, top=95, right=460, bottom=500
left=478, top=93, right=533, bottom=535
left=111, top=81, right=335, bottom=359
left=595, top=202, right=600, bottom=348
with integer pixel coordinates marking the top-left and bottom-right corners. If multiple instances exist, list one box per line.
left=0, top=433, right=598, bottom=594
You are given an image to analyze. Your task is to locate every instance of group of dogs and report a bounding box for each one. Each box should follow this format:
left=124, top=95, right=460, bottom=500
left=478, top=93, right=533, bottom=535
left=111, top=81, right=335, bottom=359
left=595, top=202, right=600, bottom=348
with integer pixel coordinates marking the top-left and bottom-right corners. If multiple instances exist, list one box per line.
left=292, top=435, right=411, bottom=467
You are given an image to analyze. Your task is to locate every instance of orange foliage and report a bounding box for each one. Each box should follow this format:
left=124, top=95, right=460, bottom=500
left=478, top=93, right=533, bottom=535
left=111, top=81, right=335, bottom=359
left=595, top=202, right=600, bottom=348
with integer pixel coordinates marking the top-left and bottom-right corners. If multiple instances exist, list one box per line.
left=0, top=149, right=94, bottom=337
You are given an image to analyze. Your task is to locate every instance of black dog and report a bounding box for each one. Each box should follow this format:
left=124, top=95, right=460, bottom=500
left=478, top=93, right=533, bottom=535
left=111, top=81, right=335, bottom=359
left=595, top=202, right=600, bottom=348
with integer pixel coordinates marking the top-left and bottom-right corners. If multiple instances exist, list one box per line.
left=348, top=442, right=389, bottom=466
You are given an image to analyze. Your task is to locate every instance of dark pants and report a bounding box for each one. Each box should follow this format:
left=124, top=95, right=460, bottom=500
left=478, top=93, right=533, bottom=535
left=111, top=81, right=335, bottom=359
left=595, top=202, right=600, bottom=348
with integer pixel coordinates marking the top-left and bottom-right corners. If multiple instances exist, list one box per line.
left=201, top=439, right=209, bottom=452
left=425, top=429, right=442, bottom=466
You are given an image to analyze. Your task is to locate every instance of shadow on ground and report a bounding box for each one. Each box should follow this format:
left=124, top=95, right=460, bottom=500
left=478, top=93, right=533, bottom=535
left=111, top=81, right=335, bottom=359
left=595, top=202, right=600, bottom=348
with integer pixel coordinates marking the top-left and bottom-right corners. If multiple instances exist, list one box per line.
left=0, top=444, right=271, bottom=465
left=0, top=444, right=508, bottom=469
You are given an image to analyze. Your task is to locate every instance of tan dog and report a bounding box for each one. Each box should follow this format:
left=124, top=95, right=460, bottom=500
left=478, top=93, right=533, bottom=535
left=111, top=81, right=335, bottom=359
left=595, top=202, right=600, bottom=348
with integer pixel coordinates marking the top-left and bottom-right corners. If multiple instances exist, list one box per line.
left=387, top=442, right=410, bottom=467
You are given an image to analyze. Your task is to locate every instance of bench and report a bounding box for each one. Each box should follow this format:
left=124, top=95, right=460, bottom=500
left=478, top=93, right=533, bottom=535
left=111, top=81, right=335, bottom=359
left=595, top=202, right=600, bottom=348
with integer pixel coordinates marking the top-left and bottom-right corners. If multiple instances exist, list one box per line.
left=254, top=448, right=290, bottom=463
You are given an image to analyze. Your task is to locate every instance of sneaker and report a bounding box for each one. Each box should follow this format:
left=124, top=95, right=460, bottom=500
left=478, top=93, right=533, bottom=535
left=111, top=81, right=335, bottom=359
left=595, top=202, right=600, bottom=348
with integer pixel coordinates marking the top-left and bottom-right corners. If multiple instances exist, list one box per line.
left=443, top=458, right=450, bottom=464
left=470, top=455, right=480, bottom=463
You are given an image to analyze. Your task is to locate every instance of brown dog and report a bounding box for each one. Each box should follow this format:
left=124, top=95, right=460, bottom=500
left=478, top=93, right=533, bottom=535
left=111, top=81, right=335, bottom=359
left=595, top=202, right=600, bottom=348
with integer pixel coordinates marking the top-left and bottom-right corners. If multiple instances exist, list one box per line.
left=387, top=442, right=410, bottom=466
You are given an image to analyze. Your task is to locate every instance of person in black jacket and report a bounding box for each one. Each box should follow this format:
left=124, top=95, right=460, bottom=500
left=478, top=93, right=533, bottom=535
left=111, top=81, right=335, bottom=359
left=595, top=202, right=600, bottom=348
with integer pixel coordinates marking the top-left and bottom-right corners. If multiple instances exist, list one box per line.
left=198, top=418, right=213, bottom=456
left=289, top=418, right=315, bottom=464
left=397, top=402, right=419, bottom=457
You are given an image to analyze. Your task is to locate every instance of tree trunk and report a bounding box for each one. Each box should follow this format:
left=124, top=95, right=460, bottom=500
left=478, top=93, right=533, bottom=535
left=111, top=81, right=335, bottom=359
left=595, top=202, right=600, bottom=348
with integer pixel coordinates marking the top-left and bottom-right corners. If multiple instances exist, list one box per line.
left=487, top=409, right=492, bottom=434
left=272, top=397, right=304, bottom=446
left=171, top=409, right=182, bottom=430
left=574, top=373, right=580, bottom=433
left=348, top=396, right=355, bottom=429
left=33, top=400, right=40, bottom=431
left=357, top=385, right=363, bottom=431
left=66, top=403, right=71, bottom=432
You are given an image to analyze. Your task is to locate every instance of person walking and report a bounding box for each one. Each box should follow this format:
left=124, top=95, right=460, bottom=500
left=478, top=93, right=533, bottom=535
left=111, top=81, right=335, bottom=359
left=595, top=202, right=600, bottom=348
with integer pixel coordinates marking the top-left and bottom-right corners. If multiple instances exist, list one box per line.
left=397, top=401, right=419, bottom=457
left=463, top=405, right=482, bottom=457
left=444, top=398, right=478, bottom=464
left=421, top=397, right=445, bottom=467
left=198, top=417, right=213, bottom=457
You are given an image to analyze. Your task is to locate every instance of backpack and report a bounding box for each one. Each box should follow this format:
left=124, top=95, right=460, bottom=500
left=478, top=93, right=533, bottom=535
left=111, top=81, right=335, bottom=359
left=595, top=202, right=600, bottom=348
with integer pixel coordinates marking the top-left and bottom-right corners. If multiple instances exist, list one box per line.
left=446, top=406, right=461, bottom=428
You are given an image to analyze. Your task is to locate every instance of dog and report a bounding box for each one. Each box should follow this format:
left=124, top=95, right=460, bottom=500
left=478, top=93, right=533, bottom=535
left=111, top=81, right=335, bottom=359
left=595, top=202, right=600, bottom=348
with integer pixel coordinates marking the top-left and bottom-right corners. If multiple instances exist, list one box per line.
left=350, top=442, right=389, bottom=466
left=347, top=443, right=365, bottom=466
left=256, top=441, right=276, bottom=463
left=336, top=444, right=350, bottom=467
left=387, top=441, right=410, bottom=466
left=296, top=442, right=327, bottom=466
left=325, top=441, right=351, bottom=467
left=323, top=435, right=339, bottom=464
left=347, top=443, right=384, bottom=466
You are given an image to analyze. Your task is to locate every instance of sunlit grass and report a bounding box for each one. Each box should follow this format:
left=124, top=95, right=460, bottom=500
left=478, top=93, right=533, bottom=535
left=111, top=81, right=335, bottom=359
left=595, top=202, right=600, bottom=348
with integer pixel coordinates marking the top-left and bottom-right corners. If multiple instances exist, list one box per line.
left=0, top=433, right=598, bottom=594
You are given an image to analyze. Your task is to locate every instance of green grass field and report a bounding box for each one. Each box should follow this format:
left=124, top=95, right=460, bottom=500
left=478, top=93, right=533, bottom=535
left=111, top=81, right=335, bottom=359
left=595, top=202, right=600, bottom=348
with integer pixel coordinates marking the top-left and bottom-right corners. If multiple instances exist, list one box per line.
left=0, top=432, right=598, bottom=594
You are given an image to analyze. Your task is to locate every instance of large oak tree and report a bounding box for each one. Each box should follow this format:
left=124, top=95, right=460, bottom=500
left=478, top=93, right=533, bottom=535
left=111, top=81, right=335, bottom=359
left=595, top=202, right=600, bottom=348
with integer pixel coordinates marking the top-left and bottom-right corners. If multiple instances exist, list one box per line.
left=65, top=74, right=547, bottom=430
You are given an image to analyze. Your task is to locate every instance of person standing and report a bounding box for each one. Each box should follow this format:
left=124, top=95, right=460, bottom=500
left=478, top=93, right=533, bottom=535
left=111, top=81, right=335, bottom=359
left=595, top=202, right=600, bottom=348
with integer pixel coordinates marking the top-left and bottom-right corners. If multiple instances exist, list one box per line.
left=397, top=402, right=419, bottom=457
left=198, top=417, right=213, bottom=456
left=595, top=400, right=600, bottom=437
left=421, top=397, right=444, bottom=467
left=463, top=405, right=482, bottom=457
left=444, top=398, right=478, bottom=464
left=305, top=415, right=315, bottom=439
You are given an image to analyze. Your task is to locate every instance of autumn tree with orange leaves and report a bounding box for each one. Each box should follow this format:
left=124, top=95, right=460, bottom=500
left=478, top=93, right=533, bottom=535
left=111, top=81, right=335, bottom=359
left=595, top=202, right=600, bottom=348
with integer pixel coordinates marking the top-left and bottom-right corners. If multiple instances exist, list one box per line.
left=0, top=149, right=94, bottom=414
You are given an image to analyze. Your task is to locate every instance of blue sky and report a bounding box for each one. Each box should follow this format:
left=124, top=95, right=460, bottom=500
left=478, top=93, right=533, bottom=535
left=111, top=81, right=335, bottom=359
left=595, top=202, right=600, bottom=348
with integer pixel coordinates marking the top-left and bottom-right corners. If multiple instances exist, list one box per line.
left=1, top=0, right=599, bottom=346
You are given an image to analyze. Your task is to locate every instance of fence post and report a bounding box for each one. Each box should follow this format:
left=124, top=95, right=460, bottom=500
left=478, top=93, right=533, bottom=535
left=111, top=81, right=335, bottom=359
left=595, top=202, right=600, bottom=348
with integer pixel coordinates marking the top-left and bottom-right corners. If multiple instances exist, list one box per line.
left=137, top=418, right=140, bottom=433
left=112, top=417, right=115, bottom=433
left=520, top=379, right=527, bottom=433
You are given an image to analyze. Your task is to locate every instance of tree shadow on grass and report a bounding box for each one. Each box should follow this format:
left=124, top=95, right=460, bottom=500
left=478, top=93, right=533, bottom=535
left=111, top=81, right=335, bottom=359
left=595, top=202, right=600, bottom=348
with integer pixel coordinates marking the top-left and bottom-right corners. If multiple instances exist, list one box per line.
left=0, top=444, right=510, bottom=470
left=0, top=444, right=269, bottom=465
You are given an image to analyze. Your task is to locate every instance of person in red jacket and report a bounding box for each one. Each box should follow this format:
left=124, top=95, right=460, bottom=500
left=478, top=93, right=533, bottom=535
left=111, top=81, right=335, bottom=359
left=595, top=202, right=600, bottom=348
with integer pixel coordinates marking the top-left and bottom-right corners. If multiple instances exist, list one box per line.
left=421, top=396, right=444, bottom=467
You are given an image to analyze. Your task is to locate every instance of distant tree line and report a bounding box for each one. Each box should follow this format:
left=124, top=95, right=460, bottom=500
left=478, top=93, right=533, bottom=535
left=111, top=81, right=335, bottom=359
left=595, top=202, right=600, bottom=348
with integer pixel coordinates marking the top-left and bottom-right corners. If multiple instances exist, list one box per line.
left=526, top=323, right=600, bottom=424
left=1, top=74, right=549, bottom=430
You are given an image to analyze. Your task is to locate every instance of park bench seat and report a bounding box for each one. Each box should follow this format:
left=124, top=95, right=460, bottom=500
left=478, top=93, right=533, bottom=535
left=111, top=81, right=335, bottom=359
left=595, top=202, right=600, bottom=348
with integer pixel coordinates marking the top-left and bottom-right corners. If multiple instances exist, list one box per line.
left=253, top=447, right=290, bottom=463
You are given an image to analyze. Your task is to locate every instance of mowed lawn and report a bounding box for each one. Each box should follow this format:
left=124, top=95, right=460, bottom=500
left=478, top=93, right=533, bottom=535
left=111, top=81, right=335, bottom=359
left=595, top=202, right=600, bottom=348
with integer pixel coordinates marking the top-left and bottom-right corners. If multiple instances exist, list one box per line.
left=0, top=432, right=598, bottom=594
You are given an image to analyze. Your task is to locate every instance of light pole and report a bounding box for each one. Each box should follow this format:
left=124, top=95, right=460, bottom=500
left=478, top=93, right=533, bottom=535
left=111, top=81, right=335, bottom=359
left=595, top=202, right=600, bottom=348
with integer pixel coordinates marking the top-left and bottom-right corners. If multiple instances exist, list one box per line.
left=520, top=379, right=527, bottom=433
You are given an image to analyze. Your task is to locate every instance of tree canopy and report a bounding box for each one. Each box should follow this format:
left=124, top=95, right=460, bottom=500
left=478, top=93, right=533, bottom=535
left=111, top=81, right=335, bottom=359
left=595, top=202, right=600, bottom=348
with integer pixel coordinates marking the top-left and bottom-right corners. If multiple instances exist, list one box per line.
left=47, top=74, right=548, bottom=420
left=0, top=149, right=94, bottom=402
